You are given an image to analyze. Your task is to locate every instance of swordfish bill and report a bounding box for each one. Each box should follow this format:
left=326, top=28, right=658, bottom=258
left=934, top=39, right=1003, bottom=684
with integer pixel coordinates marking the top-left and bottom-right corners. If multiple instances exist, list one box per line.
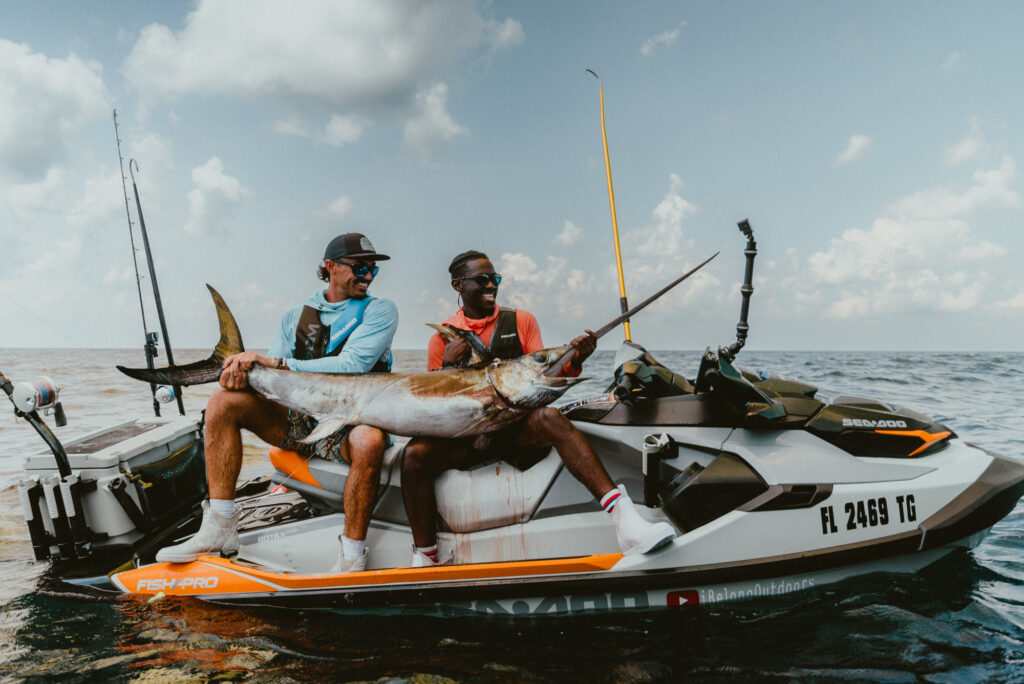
left=117, top=257, right=714, bottom=439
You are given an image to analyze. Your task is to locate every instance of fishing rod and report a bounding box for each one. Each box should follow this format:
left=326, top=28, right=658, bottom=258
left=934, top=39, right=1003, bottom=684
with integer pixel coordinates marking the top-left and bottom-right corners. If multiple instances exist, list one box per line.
left=113, top=110, right=159, bottom=416
left=586, top=69, right=631, bottom=341
left=129, top=160, right=185, bottom=416
left=112, top=110, right=184, bottom=416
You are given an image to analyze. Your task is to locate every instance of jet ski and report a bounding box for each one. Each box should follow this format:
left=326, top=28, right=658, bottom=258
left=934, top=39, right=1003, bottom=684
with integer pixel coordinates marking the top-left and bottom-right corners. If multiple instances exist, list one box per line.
left=6, top=222, right=1024, bottom=615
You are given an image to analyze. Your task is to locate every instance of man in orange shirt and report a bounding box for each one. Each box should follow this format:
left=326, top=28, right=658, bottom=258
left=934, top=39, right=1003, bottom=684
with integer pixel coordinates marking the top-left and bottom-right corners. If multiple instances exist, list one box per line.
left=402, top=250, right=675, bottom=567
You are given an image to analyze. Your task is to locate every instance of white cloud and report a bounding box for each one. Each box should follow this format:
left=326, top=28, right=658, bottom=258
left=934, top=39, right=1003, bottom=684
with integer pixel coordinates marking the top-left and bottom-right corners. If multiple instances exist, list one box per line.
left=324, top=115, right=364, bottom=147
left=102, top=266, right=137, bottom=286
left=0, top=39, right=109, bottom=179
left=318, top=195, right=354, bottom=221
left=69, top=169, right=123, bottom=228
left=272, top=114, right=364, bottom=147
left=623, top=174, right=698, bottom=269
left=640, top=21, right=686, bottom=56
left=128, top=133, right=173, bottom=173
left=183, top=157, right=249, bottom=235
left=272, top=118, right=310, bottom=139
left=835, top=134, right=871, bottom=166
left=942, top=52, right=962, bottom=72
left=486, top=18, right=525, bottom=52
left=496, top=253, right=590, bottom=320
left=552, top=220, right=584, bottom=247
left=124, top=1, right=482, bottom=104
left=801, top=157, right=1017, bottom=319
left=942, top=117, right=988, bottom=167
left=6, top=168, right=67, bottom=215
left=995, top=289, right=1024, bottom=312
left=402, top=82, right=467, bottom=156
left=887, top=156, right=1020, bottom=220
left=484, top=174, right=720, bottom=340
left=619, top=175, right=719, bottom=313
left=123, top=0, right=516, bottom=154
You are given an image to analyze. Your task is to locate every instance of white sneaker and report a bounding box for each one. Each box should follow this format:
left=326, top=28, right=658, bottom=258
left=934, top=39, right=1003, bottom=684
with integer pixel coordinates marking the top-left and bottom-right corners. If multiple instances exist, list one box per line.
left=155, top=501, right=240, bottom=563
left=330, top=541, right=368, bottom=574
left=410, top=545, right=453, bottom=568
left=610, top=486, right=676, bottom=556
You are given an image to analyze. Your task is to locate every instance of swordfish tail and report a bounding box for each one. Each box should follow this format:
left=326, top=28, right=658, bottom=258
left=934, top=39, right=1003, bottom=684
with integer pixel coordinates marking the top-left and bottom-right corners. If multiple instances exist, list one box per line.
left=117, top=284, right=244, bottom=386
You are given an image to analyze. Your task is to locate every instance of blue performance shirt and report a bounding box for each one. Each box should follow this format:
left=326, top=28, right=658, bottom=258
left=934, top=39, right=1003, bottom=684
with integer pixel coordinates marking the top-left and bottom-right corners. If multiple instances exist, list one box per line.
left=268, top=289, right=398, bottom=374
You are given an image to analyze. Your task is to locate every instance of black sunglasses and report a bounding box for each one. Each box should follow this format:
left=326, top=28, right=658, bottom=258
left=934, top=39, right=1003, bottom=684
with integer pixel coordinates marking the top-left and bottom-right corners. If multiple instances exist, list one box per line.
left=455, top=273, right=502, bottom=287
left=333, top=259, right=379, bottom=278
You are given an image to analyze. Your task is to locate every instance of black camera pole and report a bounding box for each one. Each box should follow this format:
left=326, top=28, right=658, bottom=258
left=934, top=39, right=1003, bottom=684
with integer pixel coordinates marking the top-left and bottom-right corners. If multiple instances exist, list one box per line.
left=722, top=219, right=757, bottom=361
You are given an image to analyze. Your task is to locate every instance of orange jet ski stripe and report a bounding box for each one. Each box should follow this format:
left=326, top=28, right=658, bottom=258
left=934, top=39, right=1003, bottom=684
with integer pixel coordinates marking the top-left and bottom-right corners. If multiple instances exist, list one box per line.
left=268, top=447, right=320, bottom=488
left=875, top=429, right=952, bottom=457
left=116, top=553, right=624, bottom=596
left=115, top=558, right=280, bottom=596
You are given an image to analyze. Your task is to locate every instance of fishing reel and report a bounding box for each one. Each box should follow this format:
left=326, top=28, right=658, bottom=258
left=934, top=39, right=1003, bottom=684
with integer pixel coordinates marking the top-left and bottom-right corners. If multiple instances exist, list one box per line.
left=8, top=376, right=67, bottom=427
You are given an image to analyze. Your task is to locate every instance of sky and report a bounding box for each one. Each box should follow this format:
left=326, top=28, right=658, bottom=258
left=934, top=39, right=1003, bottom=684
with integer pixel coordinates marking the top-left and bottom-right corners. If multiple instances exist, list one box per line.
left=1, top=1, right=1022, bottom=355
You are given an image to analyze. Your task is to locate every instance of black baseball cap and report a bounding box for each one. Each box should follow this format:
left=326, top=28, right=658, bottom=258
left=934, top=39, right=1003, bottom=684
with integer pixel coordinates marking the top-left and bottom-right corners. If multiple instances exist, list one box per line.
left=324, top=233, right=390, bottom=261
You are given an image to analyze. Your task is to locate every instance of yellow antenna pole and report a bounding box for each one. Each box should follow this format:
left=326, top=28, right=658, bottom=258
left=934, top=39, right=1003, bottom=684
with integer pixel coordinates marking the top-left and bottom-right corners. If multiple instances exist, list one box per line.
left=586, top=69, right=630, bottom=340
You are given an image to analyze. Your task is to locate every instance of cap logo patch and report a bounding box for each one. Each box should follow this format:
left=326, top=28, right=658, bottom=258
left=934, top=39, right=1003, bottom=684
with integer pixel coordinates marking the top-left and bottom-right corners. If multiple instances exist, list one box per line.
left=360, top=237, right=374, bottom=252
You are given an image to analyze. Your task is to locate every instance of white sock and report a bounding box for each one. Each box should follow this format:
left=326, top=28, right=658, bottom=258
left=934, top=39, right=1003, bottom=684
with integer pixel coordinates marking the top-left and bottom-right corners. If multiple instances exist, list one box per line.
left=342, top=535, right=365, bottom=560
left=209, top=498, right=236, bottom=517
left=415, top=544, right=439, bottom=562
left=600, top=488, right=622, bottom=514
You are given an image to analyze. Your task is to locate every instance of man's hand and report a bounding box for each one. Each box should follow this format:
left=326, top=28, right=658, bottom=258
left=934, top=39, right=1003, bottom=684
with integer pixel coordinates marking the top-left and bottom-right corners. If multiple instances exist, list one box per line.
left=220, top=352, right=275, bottom=390
left=568, top=329, right=597, bottom=369
left=441, top=337, right=471, bottom=367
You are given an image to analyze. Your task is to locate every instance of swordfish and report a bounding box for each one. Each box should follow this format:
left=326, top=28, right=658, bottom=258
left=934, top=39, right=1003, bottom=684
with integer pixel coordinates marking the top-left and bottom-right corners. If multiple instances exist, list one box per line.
left=118, top=254, right=716, bottom=440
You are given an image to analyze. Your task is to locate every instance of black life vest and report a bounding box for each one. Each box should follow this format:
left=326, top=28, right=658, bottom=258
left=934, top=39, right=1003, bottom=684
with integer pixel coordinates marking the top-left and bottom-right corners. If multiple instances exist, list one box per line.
left=294, top=299, right=390, bottom=372
left=443, top=308, right=523, bottom=367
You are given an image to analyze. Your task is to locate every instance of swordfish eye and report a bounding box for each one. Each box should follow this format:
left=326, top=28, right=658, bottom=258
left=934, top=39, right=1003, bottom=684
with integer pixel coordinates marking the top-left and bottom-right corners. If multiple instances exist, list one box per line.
left=533, top=352, right=547, bottom=363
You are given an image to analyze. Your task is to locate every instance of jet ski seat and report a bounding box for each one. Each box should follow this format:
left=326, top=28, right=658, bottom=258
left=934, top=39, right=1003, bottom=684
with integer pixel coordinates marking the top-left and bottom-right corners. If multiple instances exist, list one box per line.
left=269, top=444, right=564, bottom=534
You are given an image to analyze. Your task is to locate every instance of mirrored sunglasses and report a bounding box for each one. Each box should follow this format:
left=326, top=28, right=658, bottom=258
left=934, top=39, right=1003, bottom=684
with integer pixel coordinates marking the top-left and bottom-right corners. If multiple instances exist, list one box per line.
left=456, top=273, right=502, bottom=287
left=333, top=259, right=379, bottom=278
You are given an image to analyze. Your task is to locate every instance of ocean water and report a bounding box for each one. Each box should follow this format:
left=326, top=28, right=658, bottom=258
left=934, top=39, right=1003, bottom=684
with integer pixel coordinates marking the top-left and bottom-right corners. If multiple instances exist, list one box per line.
left=1, top=347, right=1023, bottom=682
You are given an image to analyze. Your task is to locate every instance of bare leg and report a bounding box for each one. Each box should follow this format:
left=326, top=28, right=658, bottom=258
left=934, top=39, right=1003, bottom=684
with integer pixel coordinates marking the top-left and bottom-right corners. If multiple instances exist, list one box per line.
left=341, top=425, right=388, bottom=541
left=401, top=438, right=476, bottom=548
left=204, top=389, right=290, bottom=500
left=155, top=390, right=291, bottom=563
left=520, top=407, right=614, bottom=499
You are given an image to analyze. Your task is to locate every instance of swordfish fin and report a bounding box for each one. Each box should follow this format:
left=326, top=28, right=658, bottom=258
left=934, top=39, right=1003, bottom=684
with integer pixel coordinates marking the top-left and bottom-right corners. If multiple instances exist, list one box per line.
left=298, top=416, right=352, bottom=444
left=450, top=407, right=513, bottom=438
left=116, top=284, right=246, bottom=386
left=207, top=284, right=245, bottom=363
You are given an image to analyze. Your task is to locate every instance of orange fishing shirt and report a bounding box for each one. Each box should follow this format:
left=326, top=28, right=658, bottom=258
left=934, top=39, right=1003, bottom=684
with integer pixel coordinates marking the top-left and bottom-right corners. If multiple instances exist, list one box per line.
left=427, top=306, right=580, bottom=376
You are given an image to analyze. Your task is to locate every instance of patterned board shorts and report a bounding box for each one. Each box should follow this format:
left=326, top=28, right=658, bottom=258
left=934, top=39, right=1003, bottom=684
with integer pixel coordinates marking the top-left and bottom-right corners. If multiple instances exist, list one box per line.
left=278, top=410, right=354, bottom=464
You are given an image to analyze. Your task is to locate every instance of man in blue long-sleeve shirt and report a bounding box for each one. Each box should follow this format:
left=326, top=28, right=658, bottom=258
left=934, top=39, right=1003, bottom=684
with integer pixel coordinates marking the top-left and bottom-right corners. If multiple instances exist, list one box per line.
left=156, top=233, right=397, bottom=572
